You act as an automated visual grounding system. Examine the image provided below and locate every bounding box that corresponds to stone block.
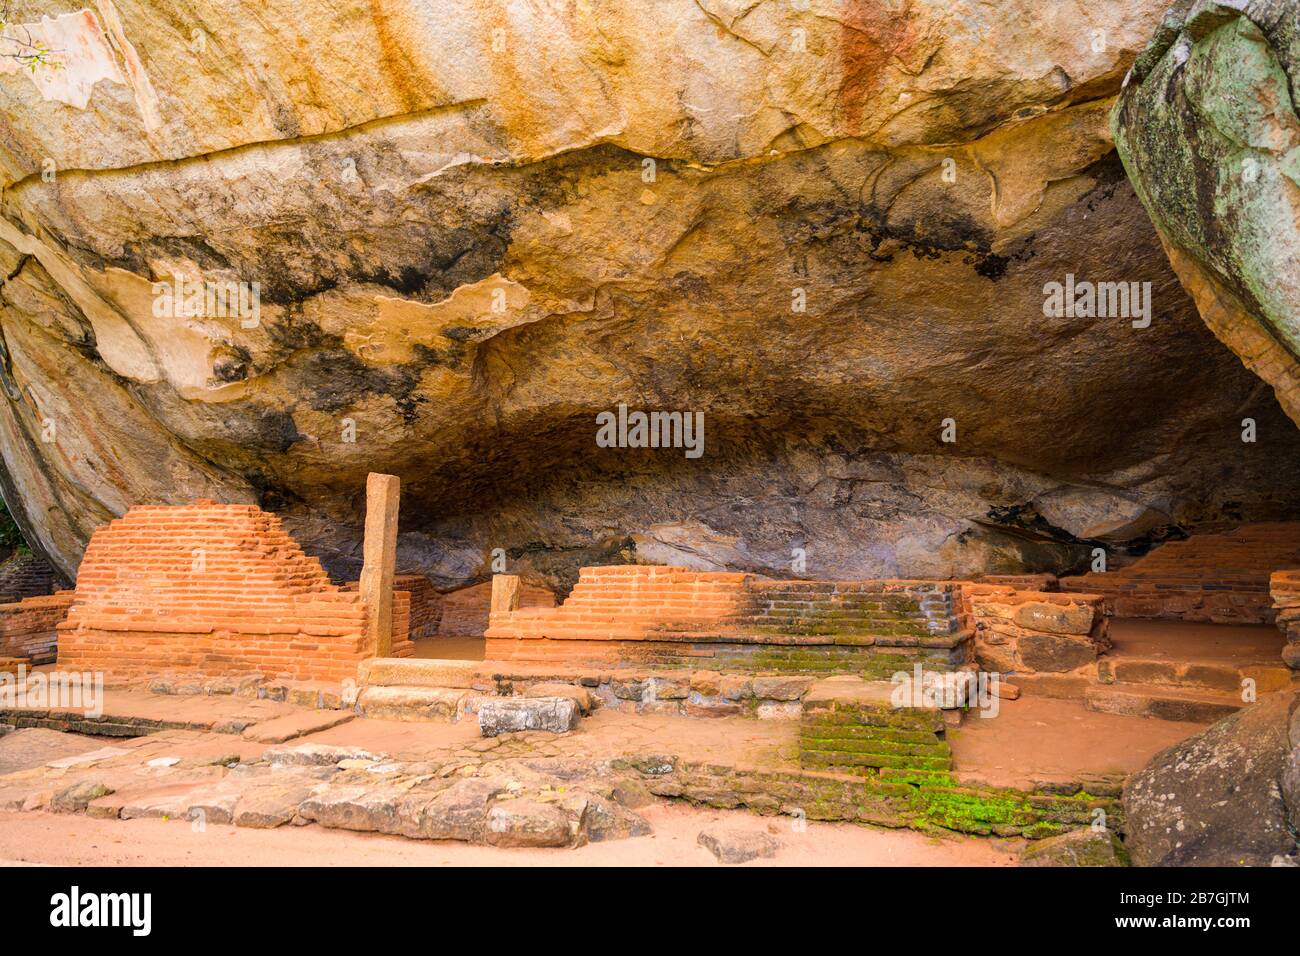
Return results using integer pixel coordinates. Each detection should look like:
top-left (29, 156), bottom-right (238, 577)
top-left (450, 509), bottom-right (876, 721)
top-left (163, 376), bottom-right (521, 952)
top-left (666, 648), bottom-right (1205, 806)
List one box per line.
top-left (356, 686), bottom-right (465, 722)
top-left (478, 697), bottom-right (580, 736)
top-left (485, 799), bottom-right (574, 847)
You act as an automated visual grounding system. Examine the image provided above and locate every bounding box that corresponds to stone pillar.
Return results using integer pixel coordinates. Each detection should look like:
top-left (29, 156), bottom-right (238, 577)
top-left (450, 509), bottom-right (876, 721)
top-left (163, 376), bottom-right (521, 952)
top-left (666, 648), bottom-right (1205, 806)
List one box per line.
top-left (360, 473), bottom-right (400, 657)
top-left (491, 574), bottom-right (521, 618)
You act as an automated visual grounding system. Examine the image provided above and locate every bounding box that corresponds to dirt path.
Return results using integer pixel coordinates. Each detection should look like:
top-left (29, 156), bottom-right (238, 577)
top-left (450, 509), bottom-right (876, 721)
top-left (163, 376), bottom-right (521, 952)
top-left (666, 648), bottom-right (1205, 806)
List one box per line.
top-left (0, 804), bottom-right (1017, 867)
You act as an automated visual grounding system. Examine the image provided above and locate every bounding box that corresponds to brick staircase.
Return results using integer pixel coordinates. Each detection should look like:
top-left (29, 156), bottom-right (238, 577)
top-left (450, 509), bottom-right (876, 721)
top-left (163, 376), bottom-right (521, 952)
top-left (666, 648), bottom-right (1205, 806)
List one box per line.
top-left (1014, 620), bottom-right (1296, 722)
top-left (1060, 522), bottom-right (1300, 624)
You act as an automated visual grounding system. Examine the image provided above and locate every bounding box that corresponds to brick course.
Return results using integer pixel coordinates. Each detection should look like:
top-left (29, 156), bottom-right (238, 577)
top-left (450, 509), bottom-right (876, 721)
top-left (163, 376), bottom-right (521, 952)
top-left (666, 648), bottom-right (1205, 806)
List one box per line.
top-left (964, 584), bottom-right (1108, 675)
top-left (438, 580), bottom-right (555, 637)
top-left (0, 591), bottom-right (74, 665)
top-left (0, 553), bottom-right (61, 603)
top-left (1060, 522), bottom-right (1300, 623)
top-left (56, 501), bottom-right (387, 681)
top-left (485, 565), bottom-right (970, 672)
top-left (1270, 569), bottom-right (1300, 669)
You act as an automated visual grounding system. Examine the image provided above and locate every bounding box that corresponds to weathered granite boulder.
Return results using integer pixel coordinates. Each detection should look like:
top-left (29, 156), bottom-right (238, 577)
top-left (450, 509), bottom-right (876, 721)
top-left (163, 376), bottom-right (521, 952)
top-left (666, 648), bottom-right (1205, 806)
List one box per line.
top-left (484, 799), bottom-right (576, 848)
top-left (2, 1), bottom-right (1300, 591)
top-left (1123, 689), bottom-right (1300, 866)
top-left (49, 779), bottom-right (113, 814)
top-left (697, 825), bottom-right (782, 864)
top-left (1020, 828), bottom-right (1129, 867)
top-left (1114, 0), bottom-right (1300, 426)
top-left (584, 794), bottom-right (652, 843)
top-left (478, 697), bottom-right (580, 737)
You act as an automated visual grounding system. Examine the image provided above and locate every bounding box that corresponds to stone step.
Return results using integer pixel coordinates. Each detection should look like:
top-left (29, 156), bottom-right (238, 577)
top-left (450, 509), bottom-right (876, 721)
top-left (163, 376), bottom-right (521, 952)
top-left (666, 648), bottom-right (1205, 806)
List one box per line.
top-left (1097, 656), bottom-right (1293, 695)
top-left (357, 657), bottom-right (482, 689)
top-left (1083, 683), bottom-right (1243, 723)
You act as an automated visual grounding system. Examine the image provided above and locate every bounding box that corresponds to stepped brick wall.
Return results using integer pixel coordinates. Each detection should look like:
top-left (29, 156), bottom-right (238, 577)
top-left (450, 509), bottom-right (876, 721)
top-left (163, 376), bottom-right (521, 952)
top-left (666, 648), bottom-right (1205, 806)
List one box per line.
top-left (1060, 522), bottom-right (1300, 623)
top-left (484, 565), bottom-right (970, 675)
top-left (1270, 570), bottom-right (1300, 669)
top-left (56, 502), bottom-right (388, 681)
top-left (0, 591), bottom-right (75, 665)
top-left (0, 553), bottom-right (61, 603)
top-left (438, 580), bottom-right (555, 637)
top-left (964, 584), bottom-right (1108, 675)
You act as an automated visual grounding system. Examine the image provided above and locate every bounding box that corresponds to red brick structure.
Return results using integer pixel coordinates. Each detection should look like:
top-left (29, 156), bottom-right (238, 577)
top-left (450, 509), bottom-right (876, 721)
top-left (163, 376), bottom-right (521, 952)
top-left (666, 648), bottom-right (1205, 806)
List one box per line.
top-left (484, 565), bottom-right (969, 675)
top-left (439, 580), bottom-right (555, 637)
top-left (56, 501), bottom-right (404, 681)
top-left (398, 574), bottom-right (442, 639)
top-left (0, 553), bottom-right (62, 603)
top-left (1270, 569), bottom-right (1300, 669)
top-left (0, 591), bottom-right (75, 665)
top-left (1060, 522), bottom-right (1300, 623)
top-left (963, 584), bottom-right (1108, 674)
top-left (344, 573), bottom-right (437, 644)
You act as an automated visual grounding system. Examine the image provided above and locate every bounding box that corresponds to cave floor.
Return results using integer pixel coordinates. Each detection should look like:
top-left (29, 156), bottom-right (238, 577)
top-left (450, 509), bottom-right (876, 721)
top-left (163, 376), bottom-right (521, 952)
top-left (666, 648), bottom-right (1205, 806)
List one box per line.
top-left (1104, 618), bottom-right (1284, 664)
top-left (945, 696), bottom-right (1203, 790)
top-left (2, 682), bottom-right (1205, 788)
top-left (0, 681), bottom-right (1212, 864)
top-left (411, 637), bottom-right (485, 660)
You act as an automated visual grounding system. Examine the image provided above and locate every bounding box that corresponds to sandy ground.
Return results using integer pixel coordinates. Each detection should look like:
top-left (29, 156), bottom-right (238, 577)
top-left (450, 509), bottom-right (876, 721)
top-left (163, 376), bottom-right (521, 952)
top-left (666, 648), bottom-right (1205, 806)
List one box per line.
top-left (1106, 619), bottom-right (1284, 663)
top-left (948, 696), bottom-right (1203, 789)
top-left (0, 803), bottom-right (1017, 867)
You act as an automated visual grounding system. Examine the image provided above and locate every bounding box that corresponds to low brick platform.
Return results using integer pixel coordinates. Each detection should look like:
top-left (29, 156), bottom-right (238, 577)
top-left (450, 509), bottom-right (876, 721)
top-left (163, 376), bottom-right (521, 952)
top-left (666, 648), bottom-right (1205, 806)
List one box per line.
top-left (1061, 522), bottom-right (1300, 623)
top-left (56, 502), bottom-right (383, 682)
top-left (485, 566), bottom-right (970, 675)
top-left (0, 591), bottom-right (74, 665)
top-left (965, 585), bottom-right (1108, 674)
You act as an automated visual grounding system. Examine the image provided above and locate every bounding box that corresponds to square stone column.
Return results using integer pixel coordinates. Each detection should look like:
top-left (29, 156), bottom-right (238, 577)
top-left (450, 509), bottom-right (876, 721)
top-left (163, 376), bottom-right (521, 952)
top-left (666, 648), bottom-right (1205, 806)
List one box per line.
top-left (359, 473), bottom-right (400, 657)
top-left (491, 574), bottom-right (522, 617)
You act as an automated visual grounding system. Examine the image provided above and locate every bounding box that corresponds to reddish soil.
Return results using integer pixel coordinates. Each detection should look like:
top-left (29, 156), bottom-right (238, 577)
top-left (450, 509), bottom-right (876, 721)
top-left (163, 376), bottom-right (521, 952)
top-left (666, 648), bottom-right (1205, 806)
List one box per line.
top-left (948, 695), bottom-right (1204, 789)
top-left (1106, 619), bottom-right (1284, 664)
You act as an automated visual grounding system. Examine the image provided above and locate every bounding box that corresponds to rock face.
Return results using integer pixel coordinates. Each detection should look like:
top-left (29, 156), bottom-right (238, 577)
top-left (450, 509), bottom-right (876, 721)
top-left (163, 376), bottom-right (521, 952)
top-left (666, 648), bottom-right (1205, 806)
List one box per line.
top-left (1122, 690), bottom-right (1300, 866)
top-left (1114, 0), bottom-right (1300, 425)
top-left (3, 1), bottom-right (1300, 591)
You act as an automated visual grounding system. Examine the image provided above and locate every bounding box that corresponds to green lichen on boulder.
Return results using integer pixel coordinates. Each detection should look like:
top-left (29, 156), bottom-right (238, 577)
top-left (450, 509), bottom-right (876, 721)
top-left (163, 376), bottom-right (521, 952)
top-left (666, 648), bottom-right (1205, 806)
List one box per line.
top-left (1020, 828), bottom-right (1131, 867)
top-left (1113, 0), bottom-right (1300, 423)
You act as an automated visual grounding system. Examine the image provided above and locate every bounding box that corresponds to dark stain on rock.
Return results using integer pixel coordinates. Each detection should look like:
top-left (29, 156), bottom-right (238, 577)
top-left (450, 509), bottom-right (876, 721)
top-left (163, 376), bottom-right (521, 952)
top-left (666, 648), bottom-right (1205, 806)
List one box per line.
top-left (775, 195), bottom-right (1008, 279)
top-left (212, 344), bottom-right (252, 383)
top-left (295, 348), bottom-right (428, 423)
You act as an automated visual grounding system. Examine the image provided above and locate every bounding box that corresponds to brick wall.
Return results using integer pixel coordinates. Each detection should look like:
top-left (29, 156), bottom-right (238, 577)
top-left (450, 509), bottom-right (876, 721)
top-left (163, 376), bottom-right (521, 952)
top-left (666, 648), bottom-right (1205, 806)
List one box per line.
top-left (1060, 522), bottom-right (1300, 623)
top-left (1270, 569), bottom-right (1300, 669)
top-left (398, 574), bottom-right (442, 639)
top-left (484, 565), bottom-right (970, 673)
top-left (0, 591), bottom-right (75, 665)
top-left (342, 575), bottom-right (432, 650)
top-left (973, 573), bottom-right (1059, 592)
top-left (56, 501), bottom-right (379, 682)
top-left (0, 553), bottom-right (61, 603)
top-left (438, 580), bottom-right (555, 637)
top-left (965, 584), bottom-right (1108, 674)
